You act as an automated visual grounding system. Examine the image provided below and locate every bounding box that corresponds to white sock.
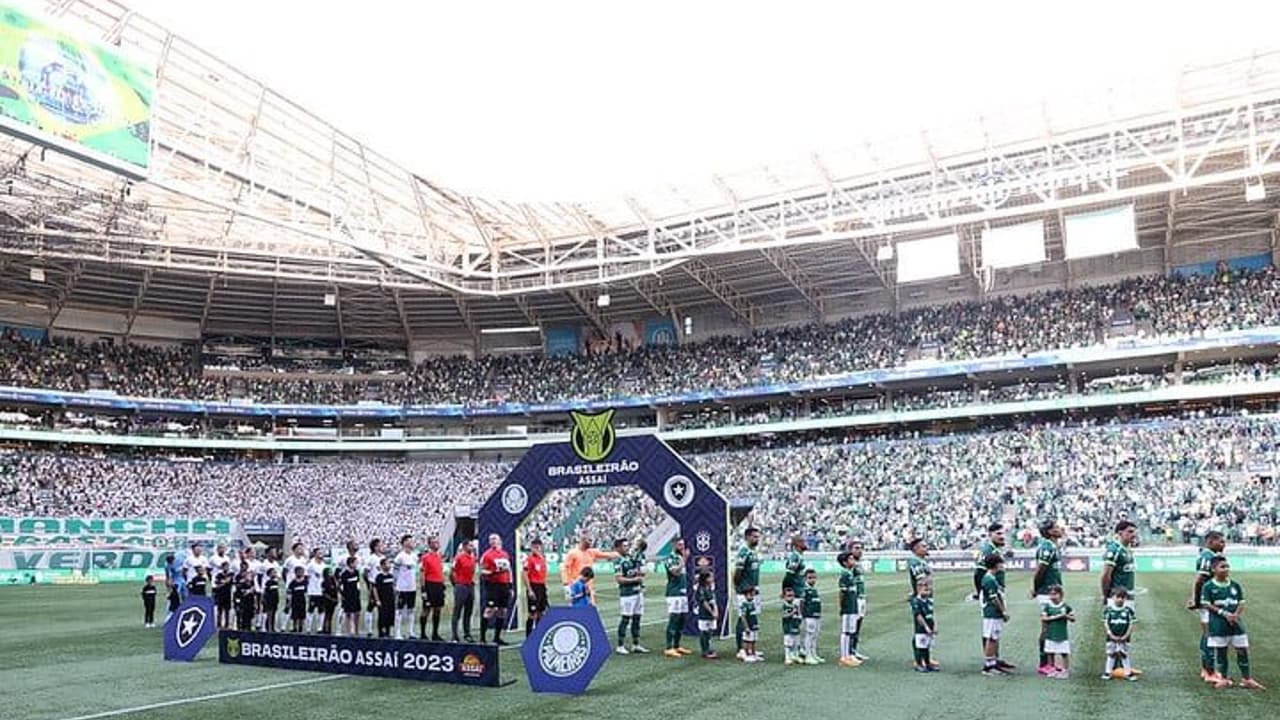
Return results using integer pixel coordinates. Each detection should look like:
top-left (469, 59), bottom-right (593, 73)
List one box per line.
top-left (1121, 655), bottom-right (1131, 670)
top-left (839, 633), bottom-right (850, 658)
top-left (1105, 656), bottom-right (1115, 673)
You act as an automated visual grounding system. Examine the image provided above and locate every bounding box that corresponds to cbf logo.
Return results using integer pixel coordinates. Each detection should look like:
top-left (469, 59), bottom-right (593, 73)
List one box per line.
top-left (663, 474), bottom-right (695, 508)
top-left (225, 637), bottom-right (241, 658)
top-left (570, 410), bottom-right (616, 462)
top-left (695, 530), bottom-right (712, 553)
top-left (539, 621), bottom-right (592, 678)
top-left (176, 605), bottom-right (208, 648)
top-left (501, 484), bottom-right (529, 515)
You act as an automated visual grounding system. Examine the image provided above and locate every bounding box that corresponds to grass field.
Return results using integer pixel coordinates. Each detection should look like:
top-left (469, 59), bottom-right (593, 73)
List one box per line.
top-left (5, 571), bottom-right (1280, 720)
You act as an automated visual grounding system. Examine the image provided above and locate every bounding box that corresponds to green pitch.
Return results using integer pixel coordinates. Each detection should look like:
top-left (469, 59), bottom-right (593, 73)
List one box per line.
top-left (5, 572), bottom-right (1279, 720)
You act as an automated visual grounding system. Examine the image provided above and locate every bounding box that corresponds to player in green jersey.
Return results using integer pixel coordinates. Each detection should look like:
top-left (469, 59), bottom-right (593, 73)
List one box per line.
top-left (911, 579), bottom-right (938, 673)
top-left (1031, 520), bottom-right (1064, 675)
top-left (783, 535), bottom-right (808, 597)
top-left (1039, 585), bottom-right (1075, 679)
top-left (1201, 557), bottom-right (1265, 690)
top-left (613, 538), bottom-right (648, 654)
top-left (980, 555), bottom-right (1012, 676)
top-left (1101, 520), bottom-right (1137, 605)
top-left (662, 538), bottom-right (693, 658)
top-left (1102, 588), bottom-right (1137, 681)
top-left (695, 570), bottom-right (719, 659)
top-left (972, 523), bottom-right (1009, 599)
top-left (738, 586), bottom-right (762, 663)
top-left (801, 568), bottom-right (824, 665)
top-left (734, 527), bottom-right (763, 660)
top-left (906, 538), bottom-right (932, 599)
top-left (781, 585), bottom-right (803, 665)
top-left (837, 550), bottom-right (864, 668)
top-left (1187, 530), bottom-right (1226, 682)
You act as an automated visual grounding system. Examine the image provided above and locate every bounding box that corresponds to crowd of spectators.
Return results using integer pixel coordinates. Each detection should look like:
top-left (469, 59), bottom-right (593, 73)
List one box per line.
top-left (3, 267), bottom-right (1280, 406)
top-left (5, 415), bottom-right (1279, 553)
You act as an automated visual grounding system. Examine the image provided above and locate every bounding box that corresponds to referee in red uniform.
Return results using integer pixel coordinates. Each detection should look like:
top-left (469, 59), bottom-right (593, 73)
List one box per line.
top-left (480, 534), bottom-right (513, 645)
top-left (418, 535), bottom-right (447, 641)
top-left (450, 540), bottom-right (477, 643)
top-left (523, 538), bottom-right (550, 636)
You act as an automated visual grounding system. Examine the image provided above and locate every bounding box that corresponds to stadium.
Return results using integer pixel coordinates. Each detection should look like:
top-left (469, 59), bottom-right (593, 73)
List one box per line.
top-left (3, 0), bottom-right (1280, 718)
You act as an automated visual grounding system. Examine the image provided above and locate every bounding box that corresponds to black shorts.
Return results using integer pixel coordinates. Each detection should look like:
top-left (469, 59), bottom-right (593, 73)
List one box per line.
top-left (291, 602), bottom-right (307, 621)
top-left (308, 595), bottom-right (323, 613)
top-left (485, 582), bottom-right (510, 609)
top-left (527, 583), bottom-right (549, 613)
top-left (397, 591), bottom-right (417, 610)
top-left (342, 595), bottom-right (362, 613)
top-left (423, 582), bottom-right (446, 609)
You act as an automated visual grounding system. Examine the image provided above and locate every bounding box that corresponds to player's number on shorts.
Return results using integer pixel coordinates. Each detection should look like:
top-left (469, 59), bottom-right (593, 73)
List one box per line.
top-left (402, 652), bottom-right (455, 673)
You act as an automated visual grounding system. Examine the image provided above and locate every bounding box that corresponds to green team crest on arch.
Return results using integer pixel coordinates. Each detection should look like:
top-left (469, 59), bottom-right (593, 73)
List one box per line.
top-left (570, 410), bottom-right (615, 462)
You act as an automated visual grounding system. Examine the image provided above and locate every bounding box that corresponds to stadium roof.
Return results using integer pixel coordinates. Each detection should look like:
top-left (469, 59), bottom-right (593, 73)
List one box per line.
top-left (1, 0), bottom-right (1280, 344)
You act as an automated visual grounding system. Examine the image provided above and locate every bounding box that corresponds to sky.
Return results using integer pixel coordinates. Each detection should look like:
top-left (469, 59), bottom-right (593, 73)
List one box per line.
top-left (122, 0), bottom-right (1278, 202)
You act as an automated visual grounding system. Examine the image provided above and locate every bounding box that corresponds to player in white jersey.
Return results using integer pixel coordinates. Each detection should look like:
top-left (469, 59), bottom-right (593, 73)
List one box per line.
top-left (282, 543), bottom-right (308, 629)
top-left (181, 543), bottom-right (209, 584)
top-left (257, 548), bottom-right (281, 630)
top-left (305, 549), bottom-right (326, 633)
top-left (393, 534), bottom-right (419, 639)
top-left (363, 538), bottom-right (386, 636)
top-left (208, 544), bottom-right (231, 578)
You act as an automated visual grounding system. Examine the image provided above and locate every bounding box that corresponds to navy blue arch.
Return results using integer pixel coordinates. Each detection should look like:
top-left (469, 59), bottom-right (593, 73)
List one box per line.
top-left (477, 434), bottom-right (730, 636)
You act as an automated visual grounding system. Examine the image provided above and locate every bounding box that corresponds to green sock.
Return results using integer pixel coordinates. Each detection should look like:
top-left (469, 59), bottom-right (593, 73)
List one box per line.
top-left (630, 614), bottom-right (641, 644)
top-left (700, 631), bottom-right (711, 654)
top-left (1239, 649), bottom-right (1251, 679)
top-left (735, 617), bottom-right (744, 651)
top-left (618, 617), bottom-right (629, 647)
top-left (850, 631), bottom-right (859, 653)
top-left (667, 615), bottom-right (682, 649)
top-left (1217, 647), bottom-right (1229, 676)
top-left (1200, 635), bottom-right (1213, 672)
top-left (913, 647), bottom-right (923, 665)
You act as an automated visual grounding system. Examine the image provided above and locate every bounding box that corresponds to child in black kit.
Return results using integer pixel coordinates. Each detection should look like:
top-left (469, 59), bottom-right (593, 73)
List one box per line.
top-left (141, 575), bottom-right (158, 628)
top-left (261, 569), bottom-right (281, 633)
top-left (320, 567), bottom-right (339, 635)
top-left (166, 581), bottom-right (181, 623)
top-left (288, 566), bottom-right (309, 633)
top-left (235, 571), bottom-right (256, 631)
top-left (213, 572), bottom-right (233, 629)
top-left (375, 557), bottom-right (396, 638)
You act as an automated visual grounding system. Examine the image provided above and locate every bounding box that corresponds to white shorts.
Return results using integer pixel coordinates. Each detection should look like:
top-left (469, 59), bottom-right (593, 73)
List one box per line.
top-left (1105, 641), bottom-right (1130, 655)
top-left (666, 596), bottom-right (689, 615)
top-left (620, 593), bottom-right (644, 617)
top-left (1044, 640), bottom-right (1070, 655)
top-left (697, 619), bottom-right (716, 632)
top-left (982, 618), bottom-right (1004, 640)
top-left (804, 617), bottom-right (821, 635)
top-left (1199, 609), bottom-right (1210, 625)
top-left (742, 629), bottom-right (758, 642)
top-left (840, 613), bottom-right (860, 633)
top-left (914, 633), bottom-right (934, 650)
top-left (858, 598), bottom-right (868, 617)
top-left (784, 633), bottom-right (798, 648)
top-left (1207, 634), bottom-right (1249, 649)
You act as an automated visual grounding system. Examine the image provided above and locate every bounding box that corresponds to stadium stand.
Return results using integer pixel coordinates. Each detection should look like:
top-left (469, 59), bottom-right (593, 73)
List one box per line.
top-left (4, 415), bottom-right (1277, 552)
top-left (3, 267), bottom-right (1280, 406)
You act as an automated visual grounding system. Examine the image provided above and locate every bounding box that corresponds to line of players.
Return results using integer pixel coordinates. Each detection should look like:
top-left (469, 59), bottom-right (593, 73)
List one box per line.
top-left (571, 520), bottom-right (1263, 690)
top-left (148, 533), bottom-right (519, 644)
top-left (141, 519), bottom-right (1264, 688)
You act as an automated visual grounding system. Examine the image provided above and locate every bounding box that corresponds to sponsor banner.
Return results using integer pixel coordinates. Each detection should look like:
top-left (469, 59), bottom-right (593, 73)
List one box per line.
top-left (219, 631), bottom-right (499, 686)
top-left (521, 607), bottom-right (611, 695)
top-left (544, 327), bottom-right (581, 358)
top-left (164, 596), bottom-right (217, 662)
top-left (0, 516), bottom-right (239, 547)
top-left (0, 547), bottom-right (174, 573)
top-left (645, 318), bottom-right (679, 347)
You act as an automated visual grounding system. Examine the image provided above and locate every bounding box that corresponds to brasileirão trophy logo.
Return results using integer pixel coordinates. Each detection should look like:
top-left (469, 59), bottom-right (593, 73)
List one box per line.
top-left (570, 410), bottom-right (616, 462)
